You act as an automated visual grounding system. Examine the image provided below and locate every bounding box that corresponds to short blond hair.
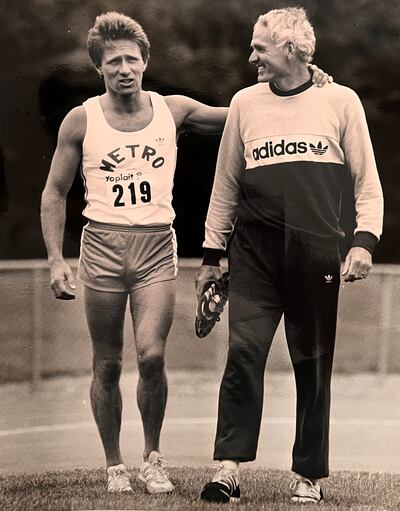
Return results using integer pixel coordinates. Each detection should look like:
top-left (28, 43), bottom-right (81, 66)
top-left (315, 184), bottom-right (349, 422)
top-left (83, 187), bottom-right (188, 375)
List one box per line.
top-left (87, 11), bottom-right (150, 67)
top-left (256, 7), bottom-right (315, 63)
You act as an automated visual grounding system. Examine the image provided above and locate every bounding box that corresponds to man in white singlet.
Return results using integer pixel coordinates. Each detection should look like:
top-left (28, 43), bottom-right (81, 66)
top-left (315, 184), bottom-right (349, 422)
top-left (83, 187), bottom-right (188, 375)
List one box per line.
top-left (41, 11), bottom-right (329, 495)
top-left (41, 11), bottom-right (229, 495)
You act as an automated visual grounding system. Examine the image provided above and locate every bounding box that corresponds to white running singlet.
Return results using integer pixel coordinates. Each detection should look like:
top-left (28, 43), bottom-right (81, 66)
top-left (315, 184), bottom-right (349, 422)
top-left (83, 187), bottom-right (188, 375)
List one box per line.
top-left (81, 92), bottom-right (177, 225)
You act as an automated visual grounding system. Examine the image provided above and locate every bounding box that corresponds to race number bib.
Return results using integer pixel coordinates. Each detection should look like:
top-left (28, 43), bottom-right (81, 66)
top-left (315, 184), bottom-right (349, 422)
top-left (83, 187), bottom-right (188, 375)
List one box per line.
top-left (105, 171), bottom-right (153, 209)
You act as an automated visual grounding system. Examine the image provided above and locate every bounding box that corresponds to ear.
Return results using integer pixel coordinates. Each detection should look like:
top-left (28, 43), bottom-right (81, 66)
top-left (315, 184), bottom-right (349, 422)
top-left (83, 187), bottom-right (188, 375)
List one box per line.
top-left (285, 41), bottom-right (295, 59)
top-left (95, 66), bottom-right (103, 78)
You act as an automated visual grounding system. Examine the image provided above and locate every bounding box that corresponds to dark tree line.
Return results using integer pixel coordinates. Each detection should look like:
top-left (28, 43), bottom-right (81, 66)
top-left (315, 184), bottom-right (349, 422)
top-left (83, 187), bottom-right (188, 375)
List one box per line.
top-left (0, 0), bottom-right (398, 260)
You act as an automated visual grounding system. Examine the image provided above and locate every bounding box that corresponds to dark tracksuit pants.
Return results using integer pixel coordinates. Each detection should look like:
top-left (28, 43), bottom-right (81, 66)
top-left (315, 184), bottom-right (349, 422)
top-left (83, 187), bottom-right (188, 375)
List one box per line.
top-left (213, 221), bottom-right (341, 479)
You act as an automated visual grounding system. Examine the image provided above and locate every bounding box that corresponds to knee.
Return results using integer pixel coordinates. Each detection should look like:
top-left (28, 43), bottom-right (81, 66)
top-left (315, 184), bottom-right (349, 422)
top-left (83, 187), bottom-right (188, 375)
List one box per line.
top-left (228, 342), bottom-right (257, 363)
top-left (137, 351), bottom-right (165, 380)
top-left (92, 357), bottom-right (122, 387)
top-left (225, 343), bottom-right (267, 378)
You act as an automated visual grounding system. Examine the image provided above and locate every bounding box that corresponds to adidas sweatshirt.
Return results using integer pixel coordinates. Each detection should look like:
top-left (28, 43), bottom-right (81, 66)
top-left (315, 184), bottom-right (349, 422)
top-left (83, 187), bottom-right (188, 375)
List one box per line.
top-left (203, 79), bottom-right (383, 263)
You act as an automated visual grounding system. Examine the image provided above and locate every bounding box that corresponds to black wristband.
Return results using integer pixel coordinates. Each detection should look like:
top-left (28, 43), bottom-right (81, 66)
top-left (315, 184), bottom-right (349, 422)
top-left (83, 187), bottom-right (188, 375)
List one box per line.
top-left (202, 248), bottom-right (224, 266)
top-left (352, 231), bottom-right (378, 255)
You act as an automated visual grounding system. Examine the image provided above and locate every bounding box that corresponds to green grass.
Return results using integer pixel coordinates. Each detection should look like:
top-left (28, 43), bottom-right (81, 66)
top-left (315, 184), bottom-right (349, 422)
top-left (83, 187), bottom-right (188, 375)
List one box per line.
top-left (1, 467), bottom-right (399, 511)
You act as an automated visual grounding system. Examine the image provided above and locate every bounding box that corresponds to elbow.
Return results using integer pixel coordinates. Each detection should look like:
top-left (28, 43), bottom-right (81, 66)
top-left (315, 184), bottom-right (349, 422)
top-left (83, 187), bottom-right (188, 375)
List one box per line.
top-left (40, 187), bottom-right (52, 212)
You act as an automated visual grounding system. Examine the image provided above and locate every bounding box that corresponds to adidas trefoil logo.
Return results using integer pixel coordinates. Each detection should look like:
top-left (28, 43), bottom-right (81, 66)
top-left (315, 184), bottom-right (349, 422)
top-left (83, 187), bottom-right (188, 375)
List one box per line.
top-left (325, 274), bottom-right (333, 284)
top-left (310, 141), bottom-right (328, 155)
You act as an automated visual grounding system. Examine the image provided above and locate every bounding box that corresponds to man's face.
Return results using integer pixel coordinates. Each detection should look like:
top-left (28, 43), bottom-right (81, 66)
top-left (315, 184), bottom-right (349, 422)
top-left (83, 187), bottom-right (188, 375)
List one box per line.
top-left (97, 39), bottom-right (147, 96)
top-left (249, 24), bottom-right (290, 83)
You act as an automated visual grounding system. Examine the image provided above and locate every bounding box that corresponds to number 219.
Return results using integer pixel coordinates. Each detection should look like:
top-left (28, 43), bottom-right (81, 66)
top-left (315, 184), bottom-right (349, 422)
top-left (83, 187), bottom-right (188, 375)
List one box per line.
top-left (112, 181), bottom-right (151, 207)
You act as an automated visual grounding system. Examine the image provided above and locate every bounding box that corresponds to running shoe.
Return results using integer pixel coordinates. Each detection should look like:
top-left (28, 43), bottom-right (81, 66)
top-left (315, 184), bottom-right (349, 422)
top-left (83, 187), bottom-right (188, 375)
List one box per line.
top-left (195, 272), bottom-right (229, 338)
top-left (290, 477), bottom-right (324, 504)
top-left (138, 451), bottom-right (174, 494)
top-left (107, 463), bottom-right (133, 493)
top-left (200, 463), bottom-right (240, 503)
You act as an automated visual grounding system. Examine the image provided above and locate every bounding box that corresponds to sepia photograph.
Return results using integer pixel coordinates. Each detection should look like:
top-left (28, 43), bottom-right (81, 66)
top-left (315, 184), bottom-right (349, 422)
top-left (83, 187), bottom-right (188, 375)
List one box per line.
top-left (0, 0), bottom-right (399, 509)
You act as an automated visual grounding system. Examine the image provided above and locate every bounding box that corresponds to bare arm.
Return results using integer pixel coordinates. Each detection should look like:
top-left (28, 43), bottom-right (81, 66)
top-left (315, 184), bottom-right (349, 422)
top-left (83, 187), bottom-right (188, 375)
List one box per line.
top-left (165, 63), bottom-right (332, 136)
top-left (40, 106), bottom-right (85, 298)
top-left (165, 95), bottom-right (228, 135)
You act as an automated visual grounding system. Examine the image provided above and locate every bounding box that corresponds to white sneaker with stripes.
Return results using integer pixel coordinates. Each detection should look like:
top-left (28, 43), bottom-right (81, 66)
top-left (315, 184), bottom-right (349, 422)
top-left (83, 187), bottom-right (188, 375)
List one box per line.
top-left (290, 477), bottom-right (324, 504)
top-left (138, 451), bottom-right (174, 494)
top-left (107, 463), bottom-right (133, 493)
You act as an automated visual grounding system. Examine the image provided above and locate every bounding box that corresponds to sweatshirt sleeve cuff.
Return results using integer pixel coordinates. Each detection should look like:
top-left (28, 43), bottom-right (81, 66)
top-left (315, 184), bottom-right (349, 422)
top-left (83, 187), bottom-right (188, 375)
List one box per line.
top-left (202, 248), bottom-right (225, 266)
top-left (352, 231), bottom-right (379, 254)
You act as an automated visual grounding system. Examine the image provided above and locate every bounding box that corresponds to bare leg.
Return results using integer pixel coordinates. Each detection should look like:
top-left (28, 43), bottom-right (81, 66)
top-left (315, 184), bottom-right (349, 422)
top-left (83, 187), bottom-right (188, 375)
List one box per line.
top-left (84, 286), bottom-right (128, 467)
top-left (129, 280), bottom-right (176, 460)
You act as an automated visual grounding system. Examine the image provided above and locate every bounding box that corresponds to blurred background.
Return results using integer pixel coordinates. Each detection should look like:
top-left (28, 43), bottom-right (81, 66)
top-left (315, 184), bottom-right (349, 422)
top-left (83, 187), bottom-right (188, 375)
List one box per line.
top-left (0, 0), bottom-right (399, 384)
top-left (0, 0), bottom-right (399, 260)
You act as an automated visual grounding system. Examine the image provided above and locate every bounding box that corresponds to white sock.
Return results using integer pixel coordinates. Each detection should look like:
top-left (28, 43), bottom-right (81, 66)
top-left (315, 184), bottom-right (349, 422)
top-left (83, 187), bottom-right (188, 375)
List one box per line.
top-left (295, 473), bottom-right (320, 486)
top-left (221, 460), bottom-right (240, 476)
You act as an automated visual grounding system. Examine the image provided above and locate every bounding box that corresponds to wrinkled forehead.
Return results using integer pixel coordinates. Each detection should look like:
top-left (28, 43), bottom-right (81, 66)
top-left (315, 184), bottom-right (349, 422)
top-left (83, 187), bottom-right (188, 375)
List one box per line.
top-left (102, 39), bottom-right (143, 58)
top-left (251, 23), bottom-right (275, 47)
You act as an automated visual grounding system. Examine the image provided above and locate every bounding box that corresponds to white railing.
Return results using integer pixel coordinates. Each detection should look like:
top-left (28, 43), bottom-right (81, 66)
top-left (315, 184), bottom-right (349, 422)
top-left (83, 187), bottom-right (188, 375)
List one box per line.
top-left (0, 259), bottom-right (399, 389)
